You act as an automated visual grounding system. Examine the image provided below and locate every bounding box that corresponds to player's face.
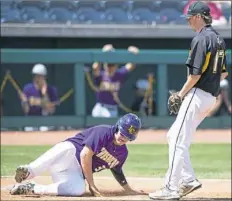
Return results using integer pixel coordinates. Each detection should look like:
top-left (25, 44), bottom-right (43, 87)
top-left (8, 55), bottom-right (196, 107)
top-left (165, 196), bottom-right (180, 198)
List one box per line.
top-left (104, 64), bottom-right (118, 74)
top-left (187, 15), bottom-right (197, 31)
top-left (34, 75), bottom-right (46, 87)
top-left (187, 15), bottom-right (204, 32)
top-left (114, 131), bottom-right (129, 145)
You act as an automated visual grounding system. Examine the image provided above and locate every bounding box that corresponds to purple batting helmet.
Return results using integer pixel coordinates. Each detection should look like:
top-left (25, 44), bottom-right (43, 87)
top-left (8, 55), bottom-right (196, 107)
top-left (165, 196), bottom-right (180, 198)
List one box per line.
top-left (116, 113), bottom-right (141, 141)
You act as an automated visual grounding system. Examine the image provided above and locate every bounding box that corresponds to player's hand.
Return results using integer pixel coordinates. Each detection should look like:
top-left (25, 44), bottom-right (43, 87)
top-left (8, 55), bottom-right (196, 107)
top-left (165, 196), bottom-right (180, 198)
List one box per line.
top-left (19, 92), bottom-right (27, 102)
top-left (41, 82), bottom-right (47, 96)
top-left (92, 62), bottom-right (101, 70)
top-left (102, 44), bottom-right (115, 52)
top-left (229, 106), bottom-right (232, 113)
top-left (128, 46), bottom-right (139, 54)
top-left (89, 185), bottom-right (105, 197)
top-left (44, 102), bottom-right (55, 110)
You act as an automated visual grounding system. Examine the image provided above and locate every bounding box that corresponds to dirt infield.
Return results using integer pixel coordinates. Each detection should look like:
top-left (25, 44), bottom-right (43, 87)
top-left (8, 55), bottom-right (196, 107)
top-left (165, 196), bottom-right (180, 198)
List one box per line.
top-left (1, 129), bottom-right (231, 200)
top-left (1, 177), bottom-right (231, 200)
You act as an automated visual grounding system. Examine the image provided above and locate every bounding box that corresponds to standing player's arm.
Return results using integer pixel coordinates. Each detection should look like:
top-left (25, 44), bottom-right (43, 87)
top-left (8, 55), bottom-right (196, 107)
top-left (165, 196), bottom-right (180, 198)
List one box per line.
top-left (125, 46), bottom-right (139, 72)
top-left (178, 75), bottom-right (201, 98)
top-left (125, 63), bottom-right (136, 71)
top-left (180, 37), bottom-right (207, 98)
top-left (92, 62), bottom-right (101, 77)
top-left (80, 146), bottom-right (102, 196)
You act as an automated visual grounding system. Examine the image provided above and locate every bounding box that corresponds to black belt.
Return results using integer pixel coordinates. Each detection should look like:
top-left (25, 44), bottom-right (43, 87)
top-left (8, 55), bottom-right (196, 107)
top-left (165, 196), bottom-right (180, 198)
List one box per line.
top-left (99, 103), bottom-right (118, 109)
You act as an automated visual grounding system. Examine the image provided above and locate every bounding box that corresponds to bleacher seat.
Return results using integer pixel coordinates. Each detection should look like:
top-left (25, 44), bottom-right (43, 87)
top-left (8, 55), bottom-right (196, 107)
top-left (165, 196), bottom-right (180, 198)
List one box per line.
top-left (131, 8), bottom-right (158, 24)
top-left (130, 1), bottom-right (160, 24)
top-left (101, 1), bottom-right (131, 24)
top-left (0, 0), bottom-right (230, 25)
top-left (1, 0), bottom-right (22, 23)
top-left (155, 0), bottom-right (185, 12)
top-left (132, 1), bottom-right (156, 11)
top-left (48, 1), bottom-right (77, 23)
top-left (102, 1), bottom-right (130, 11)
top-left (48, 8), bottom-right (75, 23)
top-left (18, 0), bottom-right (49, 23)
top-left (76, 1), bottom-right (101, 10)
top-left (73, 1), bottom-right (104, 24)
top-left (104, 8), bottom-right (129, 24)
top-left (159, 8), bottom-right (183, 24)
top-left (75, 8), bottom-right (103, 24)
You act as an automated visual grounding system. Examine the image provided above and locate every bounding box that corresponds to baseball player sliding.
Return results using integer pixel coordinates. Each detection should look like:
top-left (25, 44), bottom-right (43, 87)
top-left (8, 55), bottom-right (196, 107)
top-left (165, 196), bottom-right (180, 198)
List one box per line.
top-left (149, 1), bottom-right (228, 200)
top-left (10, 113), bottom-right (144, 197)
top-left (91, 44), bottom-right (139, 118)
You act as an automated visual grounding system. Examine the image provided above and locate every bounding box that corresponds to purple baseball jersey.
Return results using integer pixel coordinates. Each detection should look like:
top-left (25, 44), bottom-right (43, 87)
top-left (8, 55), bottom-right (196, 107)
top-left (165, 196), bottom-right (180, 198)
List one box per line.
top-left (66, 125), bottom-right (128, 173)
top-left (23, 83), bottom-right (59, 116)
top-left (94, 66), bottom-right (129, 105)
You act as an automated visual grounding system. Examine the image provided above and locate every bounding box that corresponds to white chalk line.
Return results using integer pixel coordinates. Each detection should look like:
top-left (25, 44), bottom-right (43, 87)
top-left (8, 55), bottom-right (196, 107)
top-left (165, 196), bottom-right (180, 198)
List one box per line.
top-left (1, 176), bottom-right (231, 191)
top-left (1, 184), bottom-right (14, 191)
top-left (1, 175), bottom-right (231, 182)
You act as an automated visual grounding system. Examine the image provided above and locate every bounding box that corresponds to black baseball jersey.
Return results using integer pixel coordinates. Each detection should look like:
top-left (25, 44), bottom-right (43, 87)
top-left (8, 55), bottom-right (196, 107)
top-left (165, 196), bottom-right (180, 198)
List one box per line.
top-left (186, 25), bottom-right (227, 97)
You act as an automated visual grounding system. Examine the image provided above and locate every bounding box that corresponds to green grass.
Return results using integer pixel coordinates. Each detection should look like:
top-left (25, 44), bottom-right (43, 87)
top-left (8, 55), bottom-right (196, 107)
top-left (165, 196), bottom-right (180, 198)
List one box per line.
top-left (1, 144), bottom-right (231, 179)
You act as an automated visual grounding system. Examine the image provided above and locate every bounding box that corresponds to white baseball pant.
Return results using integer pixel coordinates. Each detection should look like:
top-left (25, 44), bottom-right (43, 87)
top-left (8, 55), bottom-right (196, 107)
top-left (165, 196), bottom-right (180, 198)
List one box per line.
top-left (164, 87), bottom-right (216, 191)
top-left (25, 141), bottom-right (85, 196)
top-left (92, 103), bottom-right (118, 117)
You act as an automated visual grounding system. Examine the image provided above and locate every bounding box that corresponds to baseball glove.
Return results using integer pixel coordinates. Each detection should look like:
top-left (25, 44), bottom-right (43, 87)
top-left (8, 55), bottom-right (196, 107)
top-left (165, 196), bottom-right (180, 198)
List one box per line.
top-left (168, 91), bottom-right (182, 115)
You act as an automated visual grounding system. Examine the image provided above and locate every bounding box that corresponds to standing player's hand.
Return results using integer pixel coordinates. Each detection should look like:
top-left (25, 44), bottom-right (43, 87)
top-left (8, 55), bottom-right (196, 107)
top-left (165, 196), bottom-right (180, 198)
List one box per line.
top-left (128, 46), bottom-right (139, 54)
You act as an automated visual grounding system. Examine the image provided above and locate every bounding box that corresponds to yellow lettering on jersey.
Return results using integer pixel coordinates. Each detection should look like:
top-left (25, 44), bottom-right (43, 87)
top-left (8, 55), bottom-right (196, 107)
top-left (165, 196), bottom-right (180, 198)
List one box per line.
top-left (96, 147), bottom-right (119, 169)
top-left (99, 81), bottom-right (120, 91)
top-left (29, 97), bottom-right (43, 106)
top-left (202, 52), bottom-right (211, 73)
top-left (96, 148), bottom-right (107, 157)
top-left (110, 160), bottom-right (119, 168)
top-left (105, 155), bottom-right (114, 163)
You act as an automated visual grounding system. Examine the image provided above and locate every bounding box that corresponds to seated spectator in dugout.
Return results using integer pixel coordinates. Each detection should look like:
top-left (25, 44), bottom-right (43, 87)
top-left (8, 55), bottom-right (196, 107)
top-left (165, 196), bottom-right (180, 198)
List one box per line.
top-left (19, 64), bottom-right (59, 116)
top-left (131, 78), bottom-right (156, 116)
top-left (208, 79), bottom-right (232, 117)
